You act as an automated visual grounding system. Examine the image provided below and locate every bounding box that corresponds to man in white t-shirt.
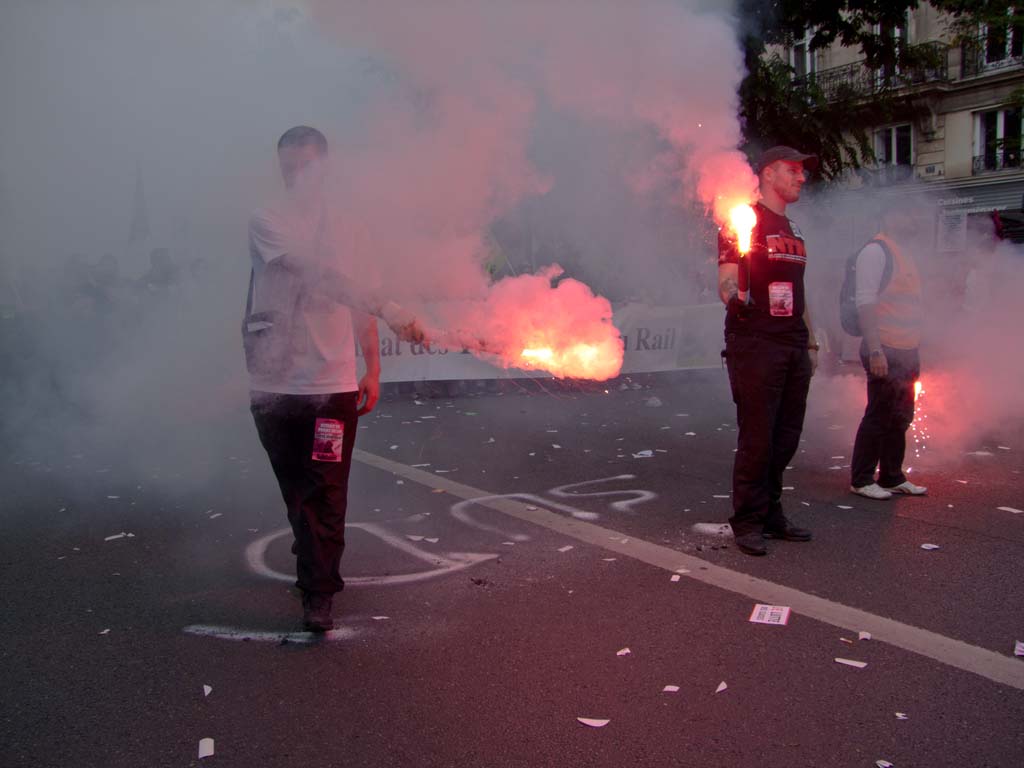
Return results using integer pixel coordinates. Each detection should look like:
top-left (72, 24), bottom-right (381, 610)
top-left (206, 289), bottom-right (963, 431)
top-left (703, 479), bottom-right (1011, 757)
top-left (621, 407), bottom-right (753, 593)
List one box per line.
top-left (246, 126), bottom-right (425, 631)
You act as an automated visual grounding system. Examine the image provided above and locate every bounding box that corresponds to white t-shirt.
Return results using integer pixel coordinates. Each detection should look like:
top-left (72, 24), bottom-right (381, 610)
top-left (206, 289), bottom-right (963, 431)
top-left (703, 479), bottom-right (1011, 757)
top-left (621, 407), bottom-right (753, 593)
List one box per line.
top-left (247, 201), bottom-right (358, 395)
top-left (854, 242), bottom-right (888, 307)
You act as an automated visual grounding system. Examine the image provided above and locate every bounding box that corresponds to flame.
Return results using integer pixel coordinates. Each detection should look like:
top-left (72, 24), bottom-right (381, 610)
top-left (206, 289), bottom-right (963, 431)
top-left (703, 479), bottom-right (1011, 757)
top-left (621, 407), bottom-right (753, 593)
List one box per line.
top-left (516, 338), bottom-right (620, 380)
top-left (728, 203), bottom-right (757, 254)
top-left (914, 380), bottom-right (923, 401)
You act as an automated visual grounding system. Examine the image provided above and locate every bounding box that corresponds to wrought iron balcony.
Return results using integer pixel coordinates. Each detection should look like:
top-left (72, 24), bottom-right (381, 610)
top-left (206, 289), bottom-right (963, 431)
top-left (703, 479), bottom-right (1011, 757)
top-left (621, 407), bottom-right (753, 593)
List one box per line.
top-left (793, 41), bottom-right (948, 102)
top-left (962, 31), bottom-right (1024, 78)
top-left (973, 150), bottom-right (1022, 175)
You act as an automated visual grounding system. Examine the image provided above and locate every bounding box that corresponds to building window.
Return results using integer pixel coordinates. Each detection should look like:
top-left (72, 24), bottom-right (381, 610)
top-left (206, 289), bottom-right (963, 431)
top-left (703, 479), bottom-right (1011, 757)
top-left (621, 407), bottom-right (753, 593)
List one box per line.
top-left (876, 125), bottom-right (913, 167)
top-left (973, 108), bottom-right (1023, 173)
top-left (874, 14), bottom-right (910, 81)
top-left (789, 28), bottom-right (816, 81)
top-left (984, 8), bottom-right (1024, 66)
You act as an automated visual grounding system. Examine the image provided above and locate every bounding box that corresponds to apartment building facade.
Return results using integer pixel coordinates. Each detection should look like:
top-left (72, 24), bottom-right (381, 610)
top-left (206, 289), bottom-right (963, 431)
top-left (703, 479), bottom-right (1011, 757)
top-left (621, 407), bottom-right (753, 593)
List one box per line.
top-left (782, 4), bottom-right (1024, 251)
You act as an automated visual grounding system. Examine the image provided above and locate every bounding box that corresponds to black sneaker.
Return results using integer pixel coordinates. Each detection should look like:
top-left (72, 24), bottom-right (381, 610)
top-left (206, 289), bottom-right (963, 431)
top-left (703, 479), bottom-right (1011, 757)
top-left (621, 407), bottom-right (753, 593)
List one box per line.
top-left (734, 532), bottom-right (768, 556)
top-left (302, 592), bottom-right (334, 632)
top-left (762, 521), bottom-right (812, 542)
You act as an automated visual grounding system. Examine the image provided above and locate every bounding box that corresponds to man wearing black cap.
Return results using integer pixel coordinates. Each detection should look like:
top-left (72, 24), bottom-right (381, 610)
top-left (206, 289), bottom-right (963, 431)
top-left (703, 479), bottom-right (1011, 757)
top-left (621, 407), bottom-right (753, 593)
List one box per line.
top-left (718, 146), bottom-right (819, 556)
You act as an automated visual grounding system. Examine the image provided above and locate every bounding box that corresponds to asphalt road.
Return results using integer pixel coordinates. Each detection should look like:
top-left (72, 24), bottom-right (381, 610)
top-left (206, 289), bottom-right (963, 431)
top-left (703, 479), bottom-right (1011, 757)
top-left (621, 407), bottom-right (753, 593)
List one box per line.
top-left (2, 369), bottom-right (1023, 768)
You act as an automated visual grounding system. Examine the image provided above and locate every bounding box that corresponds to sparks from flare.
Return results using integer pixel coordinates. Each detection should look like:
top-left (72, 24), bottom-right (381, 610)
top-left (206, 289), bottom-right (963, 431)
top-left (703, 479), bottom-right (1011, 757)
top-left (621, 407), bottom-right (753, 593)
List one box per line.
top-left (728, 203), bottom-right (757, 254)
top-left (909, 379), bottom-right (930, 463)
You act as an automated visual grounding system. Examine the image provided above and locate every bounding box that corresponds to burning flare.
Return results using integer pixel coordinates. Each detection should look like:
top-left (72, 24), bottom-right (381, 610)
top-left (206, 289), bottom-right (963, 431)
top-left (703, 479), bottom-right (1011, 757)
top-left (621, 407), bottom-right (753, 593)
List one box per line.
top-left (429, 266), bottom-right (624, 381)
top-left (728, 203), bottom-right (757, 254)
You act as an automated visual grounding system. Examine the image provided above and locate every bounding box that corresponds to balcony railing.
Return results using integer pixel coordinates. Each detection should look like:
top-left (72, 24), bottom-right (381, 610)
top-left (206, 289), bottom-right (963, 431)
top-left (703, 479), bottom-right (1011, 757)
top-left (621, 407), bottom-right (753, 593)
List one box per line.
top-left (962, 31), bottom-right (1024, 78)
top-left (794, 41), bottom-right (948, 102)
top-left (973, 151), bottom-right (1022, 175)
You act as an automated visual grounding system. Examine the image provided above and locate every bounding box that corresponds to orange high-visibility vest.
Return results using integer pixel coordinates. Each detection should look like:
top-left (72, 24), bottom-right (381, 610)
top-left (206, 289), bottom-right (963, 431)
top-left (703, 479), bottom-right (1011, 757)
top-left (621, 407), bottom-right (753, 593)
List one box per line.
top-left (874, 232), bottom-right (922, 350)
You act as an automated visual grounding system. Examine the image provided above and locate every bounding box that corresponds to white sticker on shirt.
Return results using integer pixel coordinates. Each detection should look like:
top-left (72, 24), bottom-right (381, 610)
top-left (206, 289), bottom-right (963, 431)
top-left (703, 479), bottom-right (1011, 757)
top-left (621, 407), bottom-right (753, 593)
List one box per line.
top-left (768, 282), bottom-right (794, 317)
top-left (312, 418), bottom-right (344, 462)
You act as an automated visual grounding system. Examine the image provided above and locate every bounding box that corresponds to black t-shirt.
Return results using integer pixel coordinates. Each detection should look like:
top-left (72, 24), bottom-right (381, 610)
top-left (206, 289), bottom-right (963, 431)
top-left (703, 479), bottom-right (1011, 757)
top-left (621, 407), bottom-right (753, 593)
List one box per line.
top-left (718, 202), bottom-right (809, 347)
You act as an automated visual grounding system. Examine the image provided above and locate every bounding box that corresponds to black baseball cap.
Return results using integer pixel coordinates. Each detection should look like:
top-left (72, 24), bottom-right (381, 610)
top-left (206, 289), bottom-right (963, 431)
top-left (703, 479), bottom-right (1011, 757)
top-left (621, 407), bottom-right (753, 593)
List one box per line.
top-left (755, 145), bottom-right (819, 174)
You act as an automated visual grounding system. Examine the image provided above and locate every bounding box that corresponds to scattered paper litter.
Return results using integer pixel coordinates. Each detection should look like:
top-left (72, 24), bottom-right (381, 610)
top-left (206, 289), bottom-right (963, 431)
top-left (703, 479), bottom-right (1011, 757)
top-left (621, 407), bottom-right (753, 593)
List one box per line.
top-left (208, 512), bottom-right (222, 520)
top-left (684, 431), bottom-right (696, 436)
top-left (670, 574), bottom-right (681, 582)
top-left (104, 532), bottom-right (127, 541)
top-left (405, 535), bottom-right (424, 542)
top-left (749, 604), bottom-right (791, 626)
top-left (965, 450), bottom-right (993, 457)
top-left (840, 637), bottom-right (854, 644)
top-left (859, 631), bottom-right (872, 641)
top-left (997, 506), bottom-right (1023, 515)
top-left (98, 628), bottom-right (110, 635)
top-left (920, 543), bottom-right (941, 550)
top-left (412, 463), bottom-right (431, 467)
top-left (198, 738), bottom-right (215, 759)
top-left (203, 685), bottom-right (212, 697)
top-left (782, 486), bottom-right (794, 491)
top-left (502, 541), bottom-right (516, 546)
top-left (551, 444), bottom-right (562, 449)
top-left (577, 718), bottom-right (610, 728)
top-left (557, 545), bottom-right (574, 553)
top-left (955, 479), bottom-right (968, 484)
top-left (875, 761), bottom-right (893, 768)
top-left (998, 446), bottom-right (1011, 450)
top-left (1014, 640), bottom-right (1024, 657)
top-left (616, 647), bottom-right (631, 657)
top-left (424, 537), bottom-right (439, 544)
top-left (895, 712), bottom-right (908, 720)
top-left (831, 455), bottom-right (845, 459)
top-left (389, 445), bottom-right (398, 450)
top-left (372, 616), bottom-right (390, 621)
top-left (828, 465), bottom-right (842, 470)
top-left (663, 685), bottom-right (680, 693)
top-left (834, 658), bottom-right (868, 669)
top-left (601, 557), bottom-right (616, 562)
top-left (526, 505), bottom-right (539, 511)
top-left (715, 681), bottom-right (728, 693)
top-left (837, 505), bottom-right (853, 510)
top-left (632, 450), bottom-right (654, 458)
top-left (712, 494), bottom-right (730, 499)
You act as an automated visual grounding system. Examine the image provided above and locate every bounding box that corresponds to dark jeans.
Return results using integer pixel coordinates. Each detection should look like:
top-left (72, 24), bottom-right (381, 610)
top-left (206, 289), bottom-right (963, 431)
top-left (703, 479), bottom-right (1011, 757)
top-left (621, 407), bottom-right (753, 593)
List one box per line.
top-left (850, 346), bottom-right (920, 489)
top-left (250, 391), bottom-right (359, 596)
top-left (725, 333), bottom-right (812, 537)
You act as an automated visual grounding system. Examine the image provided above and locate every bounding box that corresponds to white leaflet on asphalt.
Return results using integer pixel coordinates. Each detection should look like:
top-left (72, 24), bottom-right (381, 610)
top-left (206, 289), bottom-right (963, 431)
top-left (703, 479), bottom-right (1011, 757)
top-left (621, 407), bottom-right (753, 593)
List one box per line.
top-left (837, 505), bottom-right (853, 510)
top-left (558, 545), bottom-right (574, 553)
top-left (997, 446), bottom-right (1010, 450)
top-left (831, 456), bottom-right (845, 459)
top-left (712, 494), bottom-right (730, 499)
top-left (955, 479), bottom-right (968, 484)
top-left (675, 568), bottom-right (691, 574)
top-left (98, 629), bottom-right (110, 635)
top-left (405, 535), bottom-right (424, 542)
top-left (601, 557), bottom-right (616, 562)
top-left (424, 538), bottom-right (439, 544)
top-left (203, 685), bottom-right (212, 697)
top-left (840, 638), bottom-right (854, 644)
top-left (920, 543), bottom-right (941, 550)
top-left (685, 431), bottom-right (696, 436)
top-left (749, 604), bottom-right (791, 626)
top-left (526, 506), bottom-right (539, 511)
top-left (715, 681), bottom-right (728, 693)
top-left (1015, 640), bottom-right (1024, 657)
top-left (663, 685), bottom-right (680, 693)
top-left (691, 523), bottom-right (731, 536)
top-left (835, 658), bottom-right (868, 669)
top-left (198, 738), bottom-right (215, 759)
top-left (875, 761), bottom-right (893, 768)
top-left (782, 486), bottom-right (794, 490)
top-left (801, 501), bottom-right (811, 506)
top-left (632, 450), bottom-right (653, 458)
top-left (828, 465), bottom-right (842, 470)
top-left (208, 513), bottom-right (222, 519)
top-left (502, 542), bottom-right (516, 546)
top-left (670, 574), bottom-right (681, 582)
top-left (998, 506), bottom-right (1024, 514)
top-left (372, 616), bottom-right (390, 621)
top-left (552, 444), bottom-right (562, 449)
top-left (577, 718), bottom-right (610, 728)
top-left (895, 712), bottom-right (908, 720)
top-left (859, 631), bottom-right (872, 641)
top-left (389, 445), bottom-right (398, 450)
top-left (411, 463), bottom-right (431, 467)
top-left (616, 647), bottom-right (631, 656)
top-left (104, 532), bottom-right (126, 541)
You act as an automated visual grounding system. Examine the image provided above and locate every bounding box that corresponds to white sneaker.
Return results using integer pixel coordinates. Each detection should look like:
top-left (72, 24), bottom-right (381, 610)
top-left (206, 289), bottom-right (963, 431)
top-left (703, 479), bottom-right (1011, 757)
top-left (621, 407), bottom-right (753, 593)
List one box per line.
top-left (850, 483), bottom-right (893, 500)
top-left (883, 480), bottom-right (928, 496)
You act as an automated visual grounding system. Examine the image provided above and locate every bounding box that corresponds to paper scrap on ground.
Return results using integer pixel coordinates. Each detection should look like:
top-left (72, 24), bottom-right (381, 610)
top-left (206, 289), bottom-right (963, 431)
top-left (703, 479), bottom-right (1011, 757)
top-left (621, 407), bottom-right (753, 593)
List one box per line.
top-left (875, 761), bottom-right (893, 768)
top-left (715, 681), bottom-right (728, 693)
top-left (692, 522), bottom-right (731, 536)
top-left (198, 738), bottom-right (215, 759)
top-left (920, 543), bottom-right (940, 550)
top-left (1014, 640), bottom-right (1024, 657)
top-left (551, 444), bottom-right (562, 449)
top-left (663, 685), bottom-right (680, 693)
top-left (616, 647), bottom-right (631, 657)
top-left (749, 604), bottom-right (791, 626)
top-left (837, 505), bottom-right (853, 510)
top-left (98, 628), bottom-right (110, 635)
top-left (895, 712), bottom-right (908, 720)
top-left (835, 658), bottom-right (868, 669)
top-left (208, 513), bottom-right (222, 520)
top-left (405, 535), bottom-right (424, 542)
top-left (558, 545), bottom-right (574, 553)
top-left (859, 631), bottom-right (872, 641)
top-left (104, 532), bottom-right (127, 541)
top-left (203, 685), bottom-right (212, 697)
top-left (577, 718), bottom-right (610, 728)
top-left (632, 450), bottom-right (653, 458)
top-left (966, 450), bottom-right (993, 457)
top-left (998, 506), bottom-right (1023, 514)
top-left (601, 557), bottom-right (616, 562)
top-left (372, 616), bottom-right (390, 621)
top-left (670, 574), bottom-right (681, 582)
top-left (424, 538), bottom-right (439, 544)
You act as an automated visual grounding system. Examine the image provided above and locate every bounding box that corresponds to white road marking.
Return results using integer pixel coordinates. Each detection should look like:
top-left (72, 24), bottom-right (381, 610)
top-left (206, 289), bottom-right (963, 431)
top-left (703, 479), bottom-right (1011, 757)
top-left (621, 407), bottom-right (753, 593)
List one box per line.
top-left (244, 522), bottom-right (497, 587)
top-left (182, 624), bottom-right (357, 643)
top-left (548, 475), bottom-right (658, 513)
top-left (354, 448), bottom-right (1024, 691)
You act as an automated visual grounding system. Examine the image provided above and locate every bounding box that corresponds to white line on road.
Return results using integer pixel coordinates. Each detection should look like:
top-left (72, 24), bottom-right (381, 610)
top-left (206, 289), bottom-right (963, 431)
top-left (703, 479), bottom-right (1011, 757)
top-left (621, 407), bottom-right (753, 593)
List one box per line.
top-left (354, 448), bottom-right (1024, 691)
top-left (182, 624), bottom-right (357, 643)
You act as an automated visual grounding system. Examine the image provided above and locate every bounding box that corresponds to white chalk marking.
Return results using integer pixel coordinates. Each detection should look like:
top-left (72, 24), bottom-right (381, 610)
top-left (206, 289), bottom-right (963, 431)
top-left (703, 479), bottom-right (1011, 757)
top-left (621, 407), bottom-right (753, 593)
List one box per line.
top-left (354, 448), bottom-right (1024, 691)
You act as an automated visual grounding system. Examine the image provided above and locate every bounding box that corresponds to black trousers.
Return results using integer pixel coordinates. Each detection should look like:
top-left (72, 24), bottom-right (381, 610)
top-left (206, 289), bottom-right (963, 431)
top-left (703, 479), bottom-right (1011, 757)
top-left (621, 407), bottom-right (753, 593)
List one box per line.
top-left (850, 346), bottom-right (920, 489)
top-left (250, 391), bottom-right (359, 596)
top-left (725, 333), bottom-right (812, 537)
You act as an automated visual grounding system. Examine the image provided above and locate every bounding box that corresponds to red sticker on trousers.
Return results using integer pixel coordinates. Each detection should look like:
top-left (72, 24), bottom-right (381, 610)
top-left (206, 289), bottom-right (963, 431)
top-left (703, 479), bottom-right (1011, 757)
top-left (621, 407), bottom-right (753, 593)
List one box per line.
top-left (768, 281), bottom-right (794, 316)
top-left (312, 418), bottom-right (344, 462)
